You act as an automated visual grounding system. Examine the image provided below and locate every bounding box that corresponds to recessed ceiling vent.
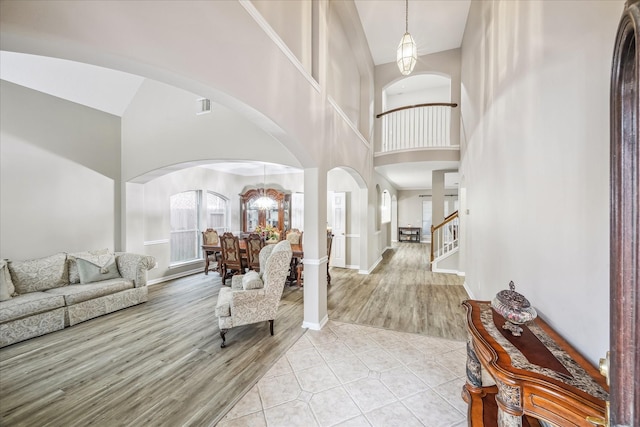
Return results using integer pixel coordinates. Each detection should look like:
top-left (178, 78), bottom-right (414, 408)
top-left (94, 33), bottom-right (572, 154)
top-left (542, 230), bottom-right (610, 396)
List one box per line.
top-left (196, 98), bottom-right (211, 115)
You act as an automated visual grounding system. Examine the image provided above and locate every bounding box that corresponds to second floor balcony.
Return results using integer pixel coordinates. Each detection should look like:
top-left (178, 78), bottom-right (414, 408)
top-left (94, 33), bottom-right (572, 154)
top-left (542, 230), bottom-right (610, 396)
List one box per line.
top-left (376, 103), bottom-right (459, 155)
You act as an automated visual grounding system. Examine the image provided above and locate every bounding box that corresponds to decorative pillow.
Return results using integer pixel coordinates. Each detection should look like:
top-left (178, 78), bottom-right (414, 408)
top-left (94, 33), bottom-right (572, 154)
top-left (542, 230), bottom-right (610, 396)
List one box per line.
top-left (242, 270), bottom-right (264, 290)
top-left (0, 260), bottom-right (16, 301)
top-left (8, 252), bottom-right (68, 294)
top-left (68, 248), bottom-right (110, 284)
top-left (76, 254), bottom-right (121, 284)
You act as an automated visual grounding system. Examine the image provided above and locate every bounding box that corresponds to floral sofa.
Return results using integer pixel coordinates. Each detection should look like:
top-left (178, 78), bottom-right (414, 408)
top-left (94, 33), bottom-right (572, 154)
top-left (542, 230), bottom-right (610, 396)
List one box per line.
top-left (0, 249), bottom-right (156, 348)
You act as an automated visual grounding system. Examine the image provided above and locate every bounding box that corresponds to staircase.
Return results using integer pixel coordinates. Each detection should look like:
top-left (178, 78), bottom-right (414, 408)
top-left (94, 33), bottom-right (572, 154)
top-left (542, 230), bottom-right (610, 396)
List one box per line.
top-left (430, 211), bottom-right (459, 273)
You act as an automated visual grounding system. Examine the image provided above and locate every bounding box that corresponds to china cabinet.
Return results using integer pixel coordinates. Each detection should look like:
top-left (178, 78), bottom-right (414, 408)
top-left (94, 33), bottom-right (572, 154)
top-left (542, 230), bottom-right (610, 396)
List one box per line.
top-left (240, 188), bottom-right (291, 233)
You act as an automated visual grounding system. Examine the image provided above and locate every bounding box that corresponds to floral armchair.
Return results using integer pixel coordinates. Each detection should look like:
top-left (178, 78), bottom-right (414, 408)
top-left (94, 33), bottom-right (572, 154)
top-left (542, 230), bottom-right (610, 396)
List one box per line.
top-left (214, 240), bottom-right (292, 348)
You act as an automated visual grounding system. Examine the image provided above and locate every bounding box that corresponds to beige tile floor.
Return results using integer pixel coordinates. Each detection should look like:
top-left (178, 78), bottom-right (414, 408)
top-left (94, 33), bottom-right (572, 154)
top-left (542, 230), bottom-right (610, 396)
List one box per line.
top-left (217, 320), bottom-right (469, 427)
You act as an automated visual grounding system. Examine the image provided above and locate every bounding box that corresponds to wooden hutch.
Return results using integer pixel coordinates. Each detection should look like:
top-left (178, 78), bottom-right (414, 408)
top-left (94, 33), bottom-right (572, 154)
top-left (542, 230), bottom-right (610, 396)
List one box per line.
top-left (240, 188), bottom-right (291, 233)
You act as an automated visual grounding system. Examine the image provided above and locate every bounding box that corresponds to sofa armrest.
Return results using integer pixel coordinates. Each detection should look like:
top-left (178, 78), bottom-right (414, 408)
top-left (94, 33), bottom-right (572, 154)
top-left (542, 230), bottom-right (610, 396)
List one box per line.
top-left (115, 253), bottom-right (156, 288)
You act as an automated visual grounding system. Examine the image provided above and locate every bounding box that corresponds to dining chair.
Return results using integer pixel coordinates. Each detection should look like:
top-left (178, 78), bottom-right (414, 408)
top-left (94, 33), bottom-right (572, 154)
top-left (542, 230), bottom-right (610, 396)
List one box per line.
top-left (202, 228), bottom-right (220, 275)
top-left (285, 228), bottom-right (303, 245)
top-left (244, 233), bottom-right (264, 272)
top-left (220, 232), bottom-right (246, 284)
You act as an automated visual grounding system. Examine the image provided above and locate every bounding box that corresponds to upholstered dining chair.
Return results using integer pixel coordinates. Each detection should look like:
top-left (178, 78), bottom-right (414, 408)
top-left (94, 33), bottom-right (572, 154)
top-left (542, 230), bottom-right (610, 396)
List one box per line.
top-left (202, 228), bottom-right (220, 275)
top-left (285, 228), bottom-right (303, 245)
top-left (220, 232), bottom-right (246, 284)
top-left (296, 230), bottom-right (333, 286)
top-left (215, 240), bottom-right (292, 348)
top-left (244, 233), bottom-right (264, 272)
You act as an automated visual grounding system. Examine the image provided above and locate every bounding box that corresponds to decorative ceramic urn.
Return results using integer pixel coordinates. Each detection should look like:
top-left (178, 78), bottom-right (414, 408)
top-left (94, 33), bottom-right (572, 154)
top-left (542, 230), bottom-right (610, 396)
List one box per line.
top-left (491, 281), bottom-right (537, 336)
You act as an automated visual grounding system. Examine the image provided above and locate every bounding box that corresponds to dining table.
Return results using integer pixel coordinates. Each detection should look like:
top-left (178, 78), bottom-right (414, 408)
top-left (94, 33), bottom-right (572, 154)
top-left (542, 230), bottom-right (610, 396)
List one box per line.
top-left (202, 240), bottom-right (303, 285)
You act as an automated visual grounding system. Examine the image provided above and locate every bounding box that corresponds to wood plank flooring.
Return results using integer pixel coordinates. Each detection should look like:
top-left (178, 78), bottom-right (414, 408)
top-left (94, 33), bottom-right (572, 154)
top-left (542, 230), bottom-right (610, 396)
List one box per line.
top-left (328, 243), bottom-right (468, 340)
top-left (0, 243), bottom-right (468, 426)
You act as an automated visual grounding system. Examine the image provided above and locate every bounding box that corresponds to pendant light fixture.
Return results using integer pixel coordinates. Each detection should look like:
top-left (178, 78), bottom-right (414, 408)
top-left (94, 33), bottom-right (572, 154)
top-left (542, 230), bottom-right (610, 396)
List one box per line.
top-left (255, 164), bottom-right (275, 210)
top-left (396, 0), bottom-right (417, 76)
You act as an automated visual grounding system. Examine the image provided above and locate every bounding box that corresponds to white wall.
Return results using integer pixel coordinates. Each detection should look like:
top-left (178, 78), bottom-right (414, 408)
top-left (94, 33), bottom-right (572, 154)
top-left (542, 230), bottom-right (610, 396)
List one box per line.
top-left (327, 3), bottom-right (362, 126)
top-left (251, 0), bottom-right (312, 75)
top-left (460, 0), bottom-right (623, 363)
top-left (0, 81), bottom-right (120, 260)
top-left (122, 79), bottom-right (301, 182)
top-left (397, 190), bottom-right (430, 238)
top-left (386, 84), bottom-right (451, 110)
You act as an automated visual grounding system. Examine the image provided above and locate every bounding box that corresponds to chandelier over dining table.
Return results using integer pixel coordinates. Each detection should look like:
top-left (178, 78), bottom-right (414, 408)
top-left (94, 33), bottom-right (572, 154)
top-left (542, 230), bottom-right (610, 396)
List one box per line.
top-left (255, 164), bottom-right (276, 210)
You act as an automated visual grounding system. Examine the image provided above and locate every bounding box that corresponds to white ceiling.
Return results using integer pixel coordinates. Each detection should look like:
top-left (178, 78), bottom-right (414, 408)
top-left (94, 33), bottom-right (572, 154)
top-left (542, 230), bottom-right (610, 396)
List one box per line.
top-left (200, 161), bottom-right (301, 177)
top-left (0, 1), bottom-right (470, 188)
top-left (376, 162), bottom-right (460, 190)
top-left (354, 0), bottom-right (470, 66)
top-left (0, 51), bottom-right (144, 117)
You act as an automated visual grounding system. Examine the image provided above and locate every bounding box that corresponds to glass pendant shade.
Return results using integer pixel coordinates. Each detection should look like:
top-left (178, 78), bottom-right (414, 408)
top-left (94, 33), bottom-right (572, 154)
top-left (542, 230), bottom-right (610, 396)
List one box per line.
top-left (256, 194), bottom-right (275, 210)
top-left (397, 32), bottom-right (417, 76)
top-left (256, 164), bottom-right (275, 210)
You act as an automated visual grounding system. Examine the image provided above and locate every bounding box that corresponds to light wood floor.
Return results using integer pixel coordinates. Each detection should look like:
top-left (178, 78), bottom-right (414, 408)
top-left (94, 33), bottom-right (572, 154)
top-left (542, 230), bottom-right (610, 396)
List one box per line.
top-left (0, 243), bottom-right (468, 426)
top-left (328, 243), bottom-right (468, 340)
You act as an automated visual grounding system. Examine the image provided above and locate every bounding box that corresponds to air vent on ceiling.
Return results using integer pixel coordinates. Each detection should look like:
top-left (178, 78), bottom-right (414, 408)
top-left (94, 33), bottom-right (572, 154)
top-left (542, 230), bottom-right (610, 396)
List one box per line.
top-left (196, 98), bottom-right (211, 115)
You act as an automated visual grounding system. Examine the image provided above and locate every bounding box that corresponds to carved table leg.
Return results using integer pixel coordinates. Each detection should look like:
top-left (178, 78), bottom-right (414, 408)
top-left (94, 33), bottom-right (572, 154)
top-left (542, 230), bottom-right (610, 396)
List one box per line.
top-left (496, 378), bottom-right (523, 427)
top-left (466, 338), bottom-right (483, 389)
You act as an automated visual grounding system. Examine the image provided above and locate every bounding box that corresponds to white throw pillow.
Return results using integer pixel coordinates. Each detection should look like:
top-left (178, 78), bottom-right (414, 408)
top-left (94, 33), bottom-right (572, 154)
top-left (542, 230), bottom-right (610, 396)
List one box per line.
top-left (76, 254), bottom-right (121, 284)
top-left (242, 270), bottom-right (264, 290)
top-left (67, 248), bottom-right (110, 284)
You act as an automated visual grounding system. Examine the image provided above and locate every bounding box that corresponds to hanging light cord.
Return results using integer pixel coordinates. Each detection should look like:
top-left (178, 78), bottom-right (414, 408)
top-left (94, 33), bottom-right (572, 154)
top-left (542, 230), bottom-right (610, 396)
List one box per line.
top-left (405, 0), bottom-right (409, 33)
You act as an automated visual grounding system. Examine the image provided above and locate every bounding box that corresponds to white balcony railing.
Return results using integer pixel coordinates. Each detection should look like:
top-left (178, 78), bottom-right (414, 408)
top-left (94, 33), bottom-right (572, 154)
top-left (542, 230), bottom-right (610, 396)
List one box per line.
top-left (377, 103), bottom-right (457, 153)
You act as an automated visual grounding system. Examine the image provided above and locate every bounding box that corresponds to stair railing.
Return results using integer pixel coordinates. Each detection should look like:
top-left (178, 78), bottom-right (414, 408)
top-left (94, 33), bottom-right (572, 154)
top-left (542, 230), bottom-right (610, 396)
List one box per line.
top-left (430, 210), bottom-right (459, 262)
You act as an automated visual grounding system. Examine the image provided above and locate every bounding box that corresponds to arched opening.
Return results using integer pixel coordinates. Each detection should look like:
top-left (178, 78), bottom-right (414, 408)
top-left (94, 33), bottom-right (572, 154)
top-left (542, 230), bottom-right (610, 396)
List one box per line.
top-left (382, 73), bottom-right (451, 111)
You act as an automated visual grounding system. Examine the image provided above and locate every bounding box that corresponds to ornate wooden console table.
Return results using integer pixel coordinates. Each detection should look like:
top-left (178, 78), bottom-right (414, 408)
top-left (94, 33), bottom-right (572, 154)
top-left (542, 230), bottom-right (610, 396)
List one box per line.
top-left (462, 300), bottom-right (609, 427)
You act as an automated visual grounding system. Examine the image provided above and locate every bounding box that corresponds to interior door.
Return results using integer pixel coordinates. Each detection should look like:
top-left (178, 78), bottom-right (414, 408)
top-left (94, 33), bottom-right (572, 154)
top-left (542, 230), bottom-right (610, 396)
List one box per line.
top-left (331, 192), bottom-right (346, 268)
top-left (609, 1), bottom-right (639, 425)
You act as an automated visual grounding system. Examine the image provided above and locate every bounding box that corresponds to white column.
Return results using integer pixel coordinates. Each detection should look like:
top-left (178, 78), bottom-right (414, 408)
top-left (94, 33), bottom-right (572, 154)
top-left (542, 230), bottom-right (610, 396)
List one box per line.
top-left (302, 167), bottom-right (328, 330)
top-left (432, 170), bottom-right (445, 226)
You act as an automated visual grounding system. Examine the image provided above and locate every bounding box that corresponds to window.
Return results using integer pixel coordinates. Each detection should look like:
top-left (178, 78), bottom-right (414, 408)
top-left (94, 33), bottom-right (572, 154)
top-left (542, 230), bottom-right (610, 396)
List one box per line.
top-left (291, 193), bottom-right (304, 230)
top-left (205, 192), bottom-right (228, 235)
top-left (376, 185), bottom-right (381, 231)
top-left (381, 190), bottom-right (391, 223)
top-left (170, 191), bottom-right (199, 264)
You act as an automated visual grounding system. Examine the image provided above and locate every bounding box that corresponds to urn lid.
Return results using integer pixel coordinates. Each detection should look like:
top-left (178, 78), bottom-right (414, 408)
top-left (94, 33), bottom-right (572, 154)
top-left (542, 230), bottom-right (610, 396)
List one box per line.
top-left (495, 280), bottom-right (531, 309)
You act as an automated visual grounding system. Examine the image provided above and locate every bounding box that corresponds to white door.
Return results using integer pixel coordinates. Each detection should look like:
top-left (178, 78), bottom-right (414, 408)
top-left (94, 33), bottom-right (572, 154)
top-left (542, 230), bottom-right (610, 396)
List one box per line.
top-left (331, 192), bottom-right (346, 268)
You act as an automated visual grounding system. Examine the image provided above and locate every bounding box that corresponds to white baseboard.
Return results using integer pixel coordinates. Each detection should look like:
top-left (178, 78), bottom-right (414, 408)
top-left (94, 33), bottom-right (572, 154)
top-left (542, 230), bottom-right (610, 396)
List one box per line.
top-left (463, 281), bottom-right (475, 299)
top-left (147, 267), bottom-right (203, 286)
top-left (302, 314), bottom-right (328, 330)
top-left (359, 255), bottom-right (382, 274)
top-left (457, 271), bottom-right (466, 277)
top-left (431, 266), bottom-right (459, 274)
